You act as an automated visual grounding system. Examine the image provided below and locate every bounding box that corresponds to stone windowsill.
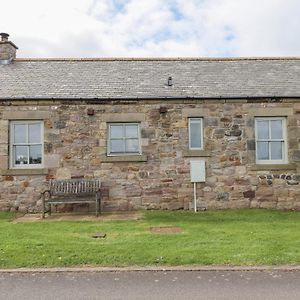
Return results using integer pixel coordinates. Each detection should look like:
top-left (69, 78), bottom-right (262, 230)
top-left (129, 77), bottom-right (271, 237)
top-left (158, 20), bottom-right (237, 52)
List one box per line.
top-left (1, 168), bottom-right (49, 176)
top-left (250, 164), bottom-right (296, 171)
top-left (183, 150), bottom-right (211, 157)
top-left (100, 154), bottom-right (148, 163)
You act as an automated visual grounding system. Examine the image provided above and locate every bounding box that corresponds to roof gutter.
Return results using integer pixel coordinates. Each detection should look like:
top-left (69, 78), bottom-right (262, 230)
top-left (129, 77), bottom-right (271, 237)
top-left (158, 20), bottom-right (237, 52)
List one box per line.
top-left (0, 96), bottom-right (299, 101)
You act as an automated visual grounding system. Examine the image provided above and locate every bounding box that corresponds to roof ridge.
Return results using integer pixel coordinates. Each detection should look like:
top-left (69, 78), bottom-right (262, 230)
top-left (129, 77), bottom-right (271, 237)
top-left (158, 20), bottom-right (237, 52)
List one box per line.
top-left (14, 56), bottom-right (300, 62)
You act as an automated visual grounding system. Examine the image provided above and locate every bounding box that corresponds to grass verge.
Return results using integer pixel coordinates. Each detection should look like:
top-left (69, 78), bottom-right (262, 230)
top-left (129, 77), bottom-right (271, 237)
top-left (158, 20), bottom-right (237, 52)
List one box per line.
top-left (0, 209), bottom-right (300, 268)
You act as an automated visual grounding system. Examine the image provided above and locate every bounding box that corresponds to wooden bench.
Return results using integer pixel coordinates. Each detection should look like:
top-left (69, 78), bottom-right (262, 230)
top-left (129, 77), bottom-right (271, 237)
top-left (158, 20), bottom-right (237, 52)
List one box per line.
top-left (42, 178), bottom-right (101, 218)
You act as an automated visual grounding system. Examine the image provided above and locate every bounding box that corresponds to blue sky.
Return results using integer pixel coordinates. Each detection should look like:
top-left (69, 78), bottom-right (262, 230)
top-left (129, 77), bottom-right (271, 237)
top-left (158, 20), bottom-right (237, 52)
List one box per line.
top-left (1, 0), bottom-right (300, 58)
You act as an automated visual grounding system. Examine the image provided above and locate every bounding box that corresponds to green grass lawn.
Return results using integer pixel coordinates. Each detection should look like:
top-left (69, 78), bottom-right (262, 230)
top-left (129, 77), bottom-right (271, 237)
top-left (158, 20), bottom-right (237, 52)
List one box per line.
top-left (0, 209), bottom-right (300, 268)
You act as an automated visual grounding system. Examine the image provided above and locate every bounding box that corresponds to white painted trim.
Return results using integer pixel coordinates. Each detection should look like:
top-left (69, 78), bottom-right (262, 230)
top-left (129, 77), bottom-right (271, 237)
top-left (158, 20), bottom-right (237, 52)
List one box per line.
top-left (255, 117), bottom-right (287, 164)
top-left (9, 120), bottom-right (44, 169)
top-left (107, 122), bottom-right (142, 156)
top-left (188, 118), bottom-right (204, 151)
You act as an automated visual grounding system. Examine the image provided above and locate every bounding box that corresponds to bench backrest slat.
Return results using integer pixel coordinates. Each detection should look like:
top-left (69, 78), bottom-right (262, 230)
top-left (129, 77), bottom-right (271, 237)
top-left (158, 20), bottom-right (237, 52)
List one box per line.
top-left (49, 179), bottom-right (101, 196)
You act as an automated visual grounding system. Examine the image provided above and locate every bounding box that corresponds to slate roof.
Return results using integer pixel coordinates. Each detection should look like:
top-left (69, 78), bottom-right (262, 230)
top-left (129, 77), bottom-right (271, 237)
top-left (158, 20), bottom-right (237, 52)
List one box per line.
top-left (0, 57), bottom-right (300, 100)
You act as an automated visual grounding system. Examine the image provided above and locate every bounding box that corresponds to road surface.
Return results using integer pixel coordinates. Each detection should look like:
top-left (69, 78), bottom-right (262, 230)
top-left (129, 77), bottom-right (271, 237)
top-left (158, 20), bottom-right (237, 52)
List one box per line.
top-left (0, 270), bottom-right (300, 300)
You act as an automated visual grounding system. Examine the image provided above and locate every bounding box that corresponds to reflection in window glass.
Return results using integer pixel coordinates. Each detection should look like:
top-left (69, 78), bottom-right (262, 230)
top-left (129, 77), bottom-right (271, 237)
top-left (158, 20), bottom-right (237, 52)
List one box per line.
top-left (110, 125), bottom-right (123, 138)
top-left (257, 142), bottom-right (269, 160)
top-left (270, 142), bottom-right (283, 160)
top-left (126, 139), bottom-right (139, 152)
top-left (125, 125), bottom-right (138, 138)
top-left (110, 140), bottom-right (125, 153)
top-left (14, 124), bottom-right (27, 143)
top-left (29, 145), bottom-right (42, 164)
top-left (256, 120), bottom-right (269, 139)
top-left (29, 123), bottom-right (41, 143)
top-left (14, 146), bottom-right (28, 165)
top-left (270, 120), bottom-right (282, 139)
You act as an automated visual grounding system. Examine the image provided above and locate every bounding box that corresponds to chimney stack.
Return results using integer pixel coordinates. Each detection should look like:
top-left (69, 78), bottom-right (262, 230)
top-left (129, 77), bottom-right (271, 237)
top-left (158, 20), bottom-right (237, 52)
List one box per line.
top-left (0, 33), bottom-right (18, 64)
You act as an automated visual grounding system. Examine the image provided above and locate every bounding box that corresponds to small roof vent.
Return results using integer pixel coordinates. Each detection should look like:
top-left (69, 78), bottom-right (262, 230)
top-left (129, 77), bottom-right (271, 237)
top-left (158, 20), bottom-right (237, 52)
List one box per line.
top-left (167, 76), bottom-right (173, 87)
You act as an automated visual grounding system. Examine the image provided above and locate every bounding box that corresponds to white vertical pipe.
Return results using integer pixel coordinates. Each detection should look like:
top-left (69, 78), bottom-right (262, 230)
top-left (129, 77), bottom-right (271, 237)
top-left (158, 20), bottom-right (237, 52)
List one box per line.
top-left (194, 182), bottom-right (197, 213)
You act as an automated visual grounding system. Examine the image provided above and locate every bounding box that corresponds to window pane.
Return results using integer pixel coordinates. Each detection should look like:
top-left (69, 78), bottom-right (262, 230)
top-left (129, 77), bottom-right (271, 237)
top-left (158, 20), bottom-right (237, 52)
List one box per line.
top-left (125, 125), bottom-right (138, 138)
top-left (270, 142), bottom-right (283, 160)
top-left (110, 139), bottom-right (125, 153)
top-left (270, 120), bottom-right (282, 139)
top-left (14, 146), bottom-right (28, 165)
top-left (190, 120), bottom-right (202, 149)
top-left (29, 145), bottom-right (42, 164)
top-left (29, 123), bottom-right (41, 143)
top-left (110, 125), bottom-right (123, 138)
top-left (14, 124), bottom-right (27, 143)
top-left (257, 142), bottom-right (269, 160)
top-left (126, 139), bottom-right (139, 153)
top-left (257, 120), bottom-right (269, 140)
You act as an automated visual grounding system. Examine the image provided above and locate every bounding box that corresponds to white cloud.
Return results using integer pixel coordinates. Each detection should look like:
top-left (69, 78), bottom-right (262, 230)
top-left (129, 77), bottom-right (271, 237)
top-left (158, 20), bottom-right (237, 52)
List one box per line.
top-left (0, 0), bottom-right (299, 57)
top-left (205, 0), bottom-right (300, 56)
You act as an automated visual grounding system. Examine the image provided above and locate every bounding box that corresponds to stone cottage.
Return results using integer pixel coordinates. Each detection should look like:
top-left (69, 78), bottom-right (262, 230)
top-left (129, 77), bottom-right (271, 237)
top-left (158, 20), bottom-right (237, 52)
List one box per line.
top-left (1, 33), bottom-right (300, 213)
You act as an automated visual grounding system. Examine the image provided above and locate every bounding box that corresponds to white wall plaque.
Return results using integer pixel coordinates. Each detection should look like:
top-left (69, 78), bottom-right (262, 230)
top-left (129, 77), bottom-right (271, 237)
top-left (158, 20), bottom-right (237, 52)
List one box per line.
top-left (190, 160), bottom-right (206, 182)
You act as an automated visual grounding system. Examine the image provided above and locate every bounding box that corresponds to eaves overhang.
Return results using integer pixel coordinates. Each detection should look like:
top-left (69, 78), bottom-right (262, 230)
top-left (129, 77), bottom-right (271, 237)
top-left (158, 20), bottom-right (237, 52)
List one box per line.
top-left (0, 95), bottom-right (299, 101)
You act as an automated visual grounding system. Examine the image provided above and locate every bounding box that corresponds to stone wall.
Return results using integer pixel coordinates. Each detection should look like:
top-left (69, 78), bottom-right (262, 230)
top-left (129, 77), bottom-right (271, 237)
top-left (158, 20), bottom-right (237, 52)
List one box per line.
top-left (0, 99), bottom-right (300, 212)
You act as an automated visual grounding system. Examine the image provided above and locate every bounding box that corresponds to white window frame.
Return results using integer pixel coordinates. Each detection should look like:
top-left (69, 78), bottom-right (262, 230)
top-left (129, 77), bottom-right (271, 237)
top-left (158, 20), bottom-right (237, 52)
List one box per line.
top-left (255, 117), bottom-right (287, 164)
top-left (188, 118), bottom-right (204, 150)
top-left (9, 120), bottom-right (44, 169)
top-left (107, 123), bottom-right (141, 156)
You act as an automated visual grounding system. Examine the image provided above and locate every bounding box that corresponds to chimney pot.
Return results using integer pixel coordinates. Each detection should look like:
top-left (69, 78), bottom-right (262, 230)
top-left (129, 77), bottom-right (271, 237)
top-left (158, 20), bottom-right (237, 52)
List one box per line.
top-left (0, 33), bottom-right (9, 42)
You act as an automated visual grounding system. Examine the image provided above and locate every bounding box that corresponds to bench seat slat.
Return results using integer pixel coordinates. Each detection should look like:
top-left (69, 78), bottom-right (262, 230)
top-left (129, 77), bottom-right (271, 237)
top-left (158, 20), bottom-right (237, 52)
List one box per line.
top-left (47, 200), bottom-right (96, 204)
top-left (51, 192), bottom-right (97, 196)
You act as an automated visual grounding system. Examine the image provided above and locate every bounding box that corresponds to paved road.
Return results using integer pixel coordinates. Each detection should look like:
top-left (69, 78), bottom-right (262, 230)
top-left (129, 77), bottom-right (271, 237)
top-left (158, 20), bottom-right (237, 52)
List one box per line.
top-left (0, 270), bottom-right (300, 300)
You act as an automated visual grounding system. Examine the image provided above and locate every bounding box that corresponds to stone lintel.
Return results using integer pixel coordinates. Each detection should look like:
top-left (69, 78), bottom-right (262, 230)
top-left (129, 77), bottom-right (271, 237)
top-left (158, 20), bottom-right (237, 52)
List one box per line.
top-left (250, 164), bottom-right (296, 171)
top-left (248, 107), bottom-right (293, 116)
top-left (182, 108), bottom-right (209, 117)
top-left (102, 113), bottom-right (145, 122)
top-left (100, 155), bottom-right (147, 162)
top-left (2, 111), bottom-right (50, 120)
top-left (1, 168), bottom-right (48, 175)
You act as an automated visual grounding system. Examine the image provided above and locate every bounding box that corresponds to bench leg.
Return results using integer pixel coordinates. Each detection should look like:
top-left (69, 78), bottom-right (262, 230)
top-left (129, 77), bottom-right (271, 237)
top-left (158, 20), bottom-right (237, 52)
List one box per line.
top-left (42, 194), bottom-right (45, 219)
top-left (95, 193), bottom-right (99, 217)
top-left (96, 192), bottom-right (101, 217)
